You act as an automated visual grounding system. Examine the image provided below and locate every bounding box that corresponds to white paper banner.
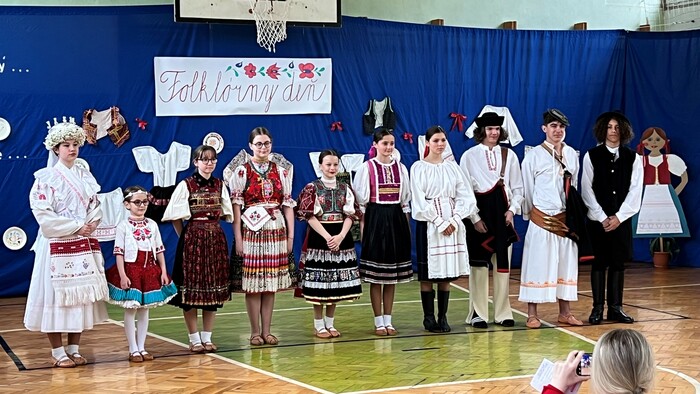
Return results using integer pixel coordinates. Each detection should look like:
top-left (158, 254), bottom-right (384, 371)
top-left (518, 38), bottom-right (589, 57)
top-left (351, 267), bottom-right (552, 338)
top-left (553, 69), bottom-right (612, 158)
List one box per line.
top-left (154, 57), bottom-right (332, 116)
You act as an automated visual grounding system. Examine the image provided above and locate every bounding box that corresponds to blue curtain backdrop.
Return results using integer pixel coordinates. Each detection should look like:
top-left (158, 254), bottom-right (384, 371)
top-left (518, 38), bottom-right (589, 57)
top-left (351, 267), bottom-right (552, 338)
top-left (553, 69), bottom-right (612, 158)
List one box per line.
top-left (0, 6), bottom-right (698, 297)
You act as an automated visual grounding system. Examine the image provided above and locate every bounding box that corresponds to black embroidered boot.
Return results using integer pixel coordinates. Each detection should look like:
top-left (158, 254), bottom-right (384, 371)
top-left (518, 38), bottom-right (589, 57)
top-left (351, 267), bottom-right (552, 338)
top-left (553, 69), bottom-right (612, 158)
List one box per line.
top-left (421, 290), bottom-right (441, 332)
top-left (588, 270), bottom-right (606, 325)
top-left (437, 290), bottom-right (451, 332)
top-left (607, 270), bottom-right (634, 324)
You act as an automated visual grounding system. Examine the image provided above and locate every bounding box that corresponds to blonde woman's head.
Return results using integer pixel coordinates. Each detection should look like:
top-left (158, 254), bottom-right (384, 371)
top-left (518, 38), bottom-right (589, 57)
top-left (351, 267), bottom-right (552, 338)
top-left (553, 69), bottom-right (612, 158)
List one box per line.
top-left (591, 329), bottom-right (655, 394)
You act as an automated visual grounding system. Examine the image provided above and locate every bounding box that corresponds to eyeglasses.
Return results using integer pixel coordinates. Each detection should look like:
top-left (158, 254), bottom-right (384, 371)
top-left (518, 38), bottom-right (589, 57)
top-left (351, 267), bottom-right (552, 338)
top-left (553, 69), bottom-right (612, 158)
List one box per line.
top-left (252, 141), bottom-right (272, 148)
top-left (197, 158), bottom-right (218, 164)
top-left (129, 200), bottom-right (149, 206)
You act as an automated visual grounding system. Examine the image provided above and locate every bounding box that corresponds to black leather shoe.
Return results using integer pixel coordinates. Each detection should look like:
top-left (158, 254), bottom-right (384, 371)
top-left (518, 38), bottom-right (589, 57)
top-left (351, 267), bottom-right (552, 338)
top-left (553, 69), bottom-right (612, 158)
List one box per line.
top-left (589, 306), bottom-right (604, 325)
top-left (497, 319), bottom-right (515, 327)
top-left (470, 312), bottom-right (488, 328)
top-left (607, 306), bottom-right (634, 324)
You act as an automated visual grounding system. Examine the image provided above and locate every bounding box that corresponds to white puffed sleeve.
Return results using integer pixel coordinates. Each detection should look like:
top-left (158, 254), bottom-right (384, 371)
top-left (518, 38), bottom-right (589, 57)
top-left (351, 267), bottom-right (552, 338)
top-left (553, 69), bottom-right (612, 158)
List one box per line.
top-left (220, 183), bottom-right (234, 222)
top-left (342, 185), bottom-right (362, 221)
top-left (150, 219), bottom-right (165, 254)
top-left (228, 165), bottom-right (247, 206)
top-left (162, 181), bottom-right (191, 221)
top-left (132, 146), bottom-right (155, 174)
top-left (279, 164), bottom-right (296, 208)
top-left (506, 149), bottom-right (524, 215)
top-left (29, 178), bottom-right (82, 238)
top-left (410, 162), bottom-right (440, 224)
top-left (399, 162), bottom-right (411, 213)
top-left (520, 151), bottom-right (535, 220)
top-left (449, 161), bottom-right (479, 224)
top-left (352, 162), bottom-right (370, 213)
top-left (112, 220), bottom-right (127, 257)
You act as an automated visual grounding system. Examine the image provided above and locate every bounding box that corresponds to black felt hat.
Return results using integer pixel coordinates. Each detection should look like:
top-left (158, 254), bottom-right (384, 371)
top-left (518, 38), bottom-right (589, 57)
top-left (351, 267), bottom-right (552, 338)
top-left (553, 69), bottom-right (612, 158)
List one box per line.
top-left (475, 112), bottom-right (505, 128)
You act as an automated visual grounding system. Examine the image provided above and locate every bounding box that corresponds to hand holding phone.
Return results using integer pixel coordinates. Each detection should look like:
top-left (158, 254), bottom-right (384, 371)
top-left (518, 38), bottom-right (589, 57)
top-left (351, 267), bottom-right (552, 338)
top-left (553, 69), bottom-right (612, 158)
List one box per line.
top-left (576, 353), bottom-right (593, 376)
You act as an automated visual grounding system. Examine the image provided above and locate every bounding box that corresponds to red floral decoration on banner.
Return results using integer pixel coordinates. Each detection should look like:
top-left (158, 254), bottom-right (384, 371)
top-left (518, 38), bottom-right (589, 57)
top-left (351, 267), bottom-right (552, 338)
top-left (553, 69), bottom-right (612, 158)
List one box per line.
top-left (450, 112), bottom-right (467, 132)
top-left (244, 63), bottom-right (257, 78)
top-left (266, 63), bottom-right (281, 79)
top-left (403, 132), bottom-right (414, 144)
top-left (299, 63), bottom-right (315, 79)
top-left (330, 121), bottom-right (343, 131)
top-left (135, 118), bottom-right (148, 130)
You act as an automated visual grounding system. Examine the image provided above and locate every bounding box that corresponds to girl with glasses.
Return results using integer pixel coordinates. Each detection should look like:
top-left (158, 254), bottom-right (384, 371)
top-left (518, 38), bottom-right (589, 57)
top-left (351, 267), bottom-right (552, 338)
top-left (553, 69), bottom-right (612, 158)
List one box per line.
top-left (229, 127), bottom-right (296, 346)
top-left (163, 145), bottom-right (233, 353)
top-left (105, 186), bottom-right (177, 363)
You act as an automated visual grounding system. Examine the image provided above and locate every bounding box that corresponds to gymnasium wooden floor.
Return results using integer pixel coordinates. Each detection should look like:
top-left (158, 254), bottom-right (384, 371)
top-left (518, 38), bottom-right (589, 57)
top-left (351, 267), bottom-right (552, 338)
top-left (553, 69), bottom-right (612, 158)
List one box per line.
top-left (2, 263), bottom-right (699, 393)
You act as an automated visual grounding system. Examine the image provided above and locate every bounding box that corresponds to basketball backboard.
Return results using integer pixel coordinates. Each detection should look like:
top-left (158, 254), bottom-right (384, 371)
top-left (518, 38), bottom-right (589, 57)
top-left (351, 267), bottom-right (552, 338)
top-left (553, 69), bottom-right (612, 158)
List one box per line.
top-left (175, 0), bottom-right (341, 27)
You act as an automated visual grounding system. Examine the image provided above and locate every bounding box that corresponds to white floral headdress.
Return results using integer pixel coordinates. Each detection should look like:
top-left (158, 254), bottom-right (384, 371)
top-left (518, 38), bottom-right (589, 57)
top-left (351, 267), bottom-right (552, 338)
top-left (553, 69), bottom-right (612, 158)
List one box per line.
top-left (43, 116), bottom-right (86, 150)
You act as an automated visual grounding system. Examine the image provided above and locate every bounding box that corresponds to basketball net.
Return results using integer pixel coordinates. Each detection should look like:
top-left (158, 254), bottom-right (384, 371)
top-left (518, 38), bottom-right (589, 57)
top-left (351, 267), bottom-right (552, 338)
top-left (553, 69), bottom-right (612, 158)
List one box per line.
top-left (248, 0), bottom-right (291, 53)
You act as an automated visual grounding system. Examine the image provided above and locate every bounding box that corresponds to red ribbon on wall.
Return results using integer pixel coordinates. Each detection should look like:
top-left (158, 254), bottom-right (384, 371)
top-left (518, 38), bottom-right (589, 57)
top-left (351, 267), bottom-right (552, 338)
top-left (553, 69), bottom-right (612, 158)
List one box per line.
top-left (330, 121), bottom-right (343, 131)
top-left (135, 118), bottom-right (148, 130)
top-left (403, 132), bottom-right (413, 144)
top-left (450, 112), bottom-right (466, 132)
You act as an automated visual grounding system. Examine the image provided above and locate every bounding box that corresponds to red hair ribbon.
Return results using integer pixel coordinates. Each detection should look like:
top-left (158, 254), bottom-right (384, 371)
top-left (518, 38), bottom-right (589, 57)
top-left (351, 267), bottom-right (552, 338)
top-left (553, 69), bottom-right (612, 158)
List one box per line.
top-left (450, 112), bottom-right (466, 132)
top-left (423, 145), bottom-right (430, 159)
top-left (135, 118), bottom-right (148, 130)
top-left (330, 121), bottom-right (343, 131)
top-left (403, 132), bottom-right (413, 144)
top-left (368, 146), bottom-right (377, 158)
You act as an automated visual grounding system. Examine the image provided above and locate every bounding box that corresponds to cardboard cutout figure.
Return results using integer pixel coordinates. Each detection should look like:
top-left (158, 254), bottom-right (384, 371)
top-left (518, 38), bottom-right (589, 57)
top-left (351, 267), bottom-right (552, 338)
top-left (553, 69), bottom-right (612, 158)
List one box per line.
top-left (633, 127), bottom-right (690, 239)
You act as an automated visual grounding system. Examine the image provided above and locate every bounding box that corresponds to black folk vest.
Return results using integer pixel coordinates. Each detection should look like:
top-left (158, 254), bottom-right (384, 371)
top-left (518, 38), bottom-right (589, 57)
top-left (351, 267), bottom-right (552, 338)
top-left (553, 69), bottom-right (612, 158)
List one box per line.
top-left (589, 144), bottom-right (635, 216)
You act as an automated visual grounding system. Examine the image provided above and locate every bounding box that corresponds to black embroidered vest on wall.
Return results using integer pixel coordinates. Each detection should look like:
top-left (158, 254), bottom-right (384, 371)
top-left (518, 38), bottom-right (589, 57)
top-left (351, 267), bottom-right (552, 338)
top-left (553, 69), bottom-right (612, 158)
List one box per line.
top-left (362, 97), bottom-right (396, 135)
top-left (590, 144), bottom-right (635, 216)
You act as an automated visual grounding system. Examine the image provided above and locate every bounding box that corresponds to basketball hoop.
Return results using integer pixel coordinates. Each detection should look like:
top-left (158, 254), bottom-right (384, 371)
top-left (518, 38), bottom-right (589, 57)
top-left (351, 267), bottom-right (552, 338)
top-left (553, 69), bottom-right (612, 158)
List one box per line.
top-left (248, 0), bottom-right (291, 53)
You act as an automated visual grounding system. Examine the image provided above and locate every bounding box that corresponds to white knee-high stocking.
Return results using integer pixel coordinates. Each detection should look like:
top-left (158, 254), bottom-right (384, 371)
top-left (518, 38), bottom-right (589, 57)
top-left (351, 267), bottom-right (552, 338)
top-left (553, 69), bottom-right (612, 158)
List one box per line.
top-left (136, 308), bottom-right (149, 351)
top-left (124, 309), bottom-right (138, 353)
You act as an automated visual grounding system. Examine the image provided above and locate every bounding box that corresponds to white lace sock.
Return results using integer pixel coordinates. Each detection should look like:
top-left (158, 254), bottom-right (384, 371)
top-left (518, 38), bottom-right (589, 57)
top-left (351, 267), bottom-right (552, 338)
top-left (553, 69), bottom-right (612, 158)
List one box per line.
top-left (188, 332), bottom-right (201, 345)
top-left (374, 315), bottom-right (384, 328)
top-left (65, 344), bottom-right (79, 356)
top-left (383, 315), bottom-right (393, 327)
top-left (324, 316), bottom-right (335, 328)
top-left (136, 308), bottom-right (149, 351)
top-left (124, 309), bottom-right (139, 353)
top-left (52, 346), bottom-right (68, 360)
top-left (314, 319), bottom-right (325, 331)
top-left (200, 331), bottom-right (212, 343)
